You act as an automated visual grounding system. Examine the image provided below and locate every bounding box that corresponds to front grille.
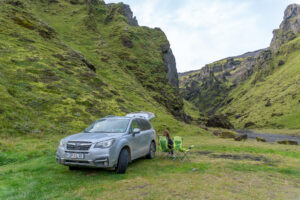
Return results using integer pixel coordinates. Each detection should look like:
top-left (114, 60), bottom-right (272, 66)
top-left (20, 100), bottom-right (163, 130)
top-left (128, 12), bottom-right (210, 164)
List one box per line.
top-left (65, 160), bottom-right (89, 164)
top-left (67, 141), bottom-right (92, 151)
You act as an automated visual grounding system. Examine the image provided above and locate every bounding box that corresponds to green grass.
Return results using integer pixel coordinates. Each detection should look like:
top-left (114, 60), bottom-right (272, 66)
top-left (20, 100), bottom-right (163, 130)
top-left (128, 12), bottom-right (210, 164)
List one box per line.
top-left (0, 133), bottom-right (300, 200)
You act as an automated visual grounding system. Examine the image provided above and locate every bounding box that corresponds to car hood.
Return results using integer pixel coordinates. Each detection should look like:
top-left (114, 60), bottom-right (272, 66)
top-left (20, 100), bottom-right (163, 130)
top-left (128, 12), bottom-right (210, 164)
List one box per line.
top-left (64, 132), bottom-right (122, 143)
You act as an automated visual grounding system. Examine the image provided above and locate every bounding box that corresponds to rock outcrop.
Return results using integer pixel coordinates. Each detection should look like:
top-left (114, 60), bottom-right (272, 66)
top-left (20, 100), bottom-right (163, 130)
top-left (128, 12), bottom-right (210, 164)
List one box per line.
top-left (234, 134), bottom-right (248, 141)
top-left (161, 42), bottom-right (179, 88)
top-left (121, 4), bottom-right (138, 26)
top-left (106, 3), bottom-right (138, 26)
top-left (206, 114), bottom-right (234, 129)
top-left (277, 140), bottom-right (298, 145)
top-left (270, 4), bottom-right (300, 52)
top-left (179, 51), bottom-right (261, 113)
top-left (213, 130), bottom-right (236, 139)
top-left (105, 4), bottom-right (179, 88)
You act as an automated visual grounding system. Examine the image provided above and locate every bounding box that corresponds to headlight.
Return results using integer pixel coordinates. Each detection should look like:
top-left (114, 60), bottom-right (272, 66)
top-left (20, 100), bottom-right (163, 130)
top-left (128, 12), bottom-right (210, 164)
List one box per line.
top-left (59, 140), bottom-right (67, 147)
top-left (94, 139), bottom-right (115, 148)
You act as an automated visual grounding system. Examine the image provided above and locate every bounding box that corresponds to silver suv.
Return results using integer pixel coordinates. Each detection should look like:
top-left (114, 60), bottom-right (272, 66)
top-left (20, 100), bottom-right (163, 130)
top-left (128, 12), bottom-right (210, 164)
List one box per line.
top-left (56, 112), bottom-right (156, 173)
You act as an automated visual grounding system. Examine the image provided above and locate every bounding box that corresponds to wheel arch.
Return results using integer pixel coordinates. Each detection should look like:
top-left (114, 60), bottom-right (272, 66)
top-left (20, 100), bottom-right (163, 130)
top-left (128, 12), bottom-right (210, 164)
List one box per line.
top-left (151, 139), bottom-right (156, 151)
top-left (120, 145), bottom-right (132, 163)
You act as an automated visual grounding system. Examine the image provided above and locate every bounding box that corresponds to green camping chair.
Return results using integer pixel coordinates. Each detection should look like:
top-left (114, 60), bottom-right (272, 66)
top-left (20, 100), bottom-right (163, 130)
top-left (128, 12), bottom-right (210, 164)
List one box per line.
top-left (173, 136), bottom-right (194, 162)
top-left (158, 135), bottom-right (173, 159)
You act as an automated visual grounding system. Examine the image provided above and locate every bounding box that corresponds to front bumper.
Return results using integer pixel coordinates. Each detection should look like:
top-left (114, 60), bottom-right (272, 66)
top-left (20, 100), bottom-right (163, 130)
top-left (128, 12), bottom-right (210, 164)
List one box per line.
top-left (56, 146), bottom-right (117, 168)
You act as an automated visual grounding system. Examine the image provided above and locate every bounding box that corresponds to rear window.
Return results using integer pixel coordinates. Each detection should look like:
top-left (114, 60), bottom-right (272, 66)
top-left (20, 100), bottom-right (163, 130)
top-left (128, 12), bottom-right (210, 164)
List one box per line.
top-left (138, 119), bottom-right (152, 131)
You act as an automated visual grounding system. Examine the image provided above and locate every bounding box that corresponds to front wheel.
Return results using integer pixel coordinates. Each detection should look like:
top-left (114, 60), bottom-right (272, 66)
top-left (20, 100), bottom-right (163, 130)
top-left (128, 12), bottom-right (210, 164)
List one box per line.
top-left (116, 148), bottom-right (129, 174)
top-left (146, 141), bottom-right (155, 159)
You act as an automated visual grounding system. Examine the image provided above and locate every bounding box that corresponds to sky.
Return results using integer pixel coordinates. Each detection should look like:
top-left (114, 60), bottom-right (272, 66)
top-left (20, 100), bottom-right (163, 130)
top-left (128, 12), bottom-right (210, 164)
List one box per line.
top-left (105, 0), bottom-right (300, 72)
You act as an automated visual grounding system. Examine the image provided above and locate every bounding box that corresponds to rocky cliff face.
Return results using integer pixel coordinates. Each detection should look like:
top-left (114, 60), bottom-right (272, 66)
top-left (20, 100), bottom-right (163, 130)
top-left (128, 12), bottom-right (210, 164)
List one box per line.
top-left (270, 4), bottom-right (300, 52)
top-left (107, 3), bottom-right (138, 26)
top-left (179, 49), bottom-right (263, 114)
top-left (106, 3), bottom-right (179, 88)
top-left (161, 41), bottom-right (179, 88)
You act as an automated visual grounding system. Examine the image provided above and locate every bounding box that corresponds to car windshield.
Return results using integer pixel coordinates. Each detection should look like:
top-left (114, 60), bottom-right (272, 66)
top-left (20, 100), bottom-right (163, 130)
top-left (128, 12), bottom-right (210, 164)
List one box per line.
top-left (85, 118), bottom-right (130, 133)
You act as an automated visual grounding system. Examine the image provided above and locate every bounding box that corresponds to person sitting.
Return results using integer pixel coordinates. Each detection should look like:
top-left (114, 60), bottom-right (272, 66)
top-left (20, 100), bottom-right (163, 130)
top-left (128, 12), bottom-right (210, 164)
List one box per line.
top-left (163, 129), bottom-right (174, 155)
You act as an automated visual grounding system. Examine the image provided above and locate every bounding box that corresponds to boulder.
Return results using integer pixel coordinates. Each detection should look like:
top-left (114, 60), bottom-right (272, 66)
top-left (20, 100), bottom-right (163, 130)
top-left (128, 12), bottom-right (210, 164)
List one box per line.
top-left (256, 137), bottom-right (266, 142)
top-left (219, 131), bottom-right (236, 139)
top-left (234, 134), bottom-right (248, 141)
top-left (213, 130), bottom-right (221, 136)
top-left (244, 122), bottom-right (255, 128)
top-left (206, 114), bottom-right (234, 129)
top-left (213, 130), bottom-right (236, 139)
top-left (200, 125), bottom-right (208, 131)
top-left (277, 140), bottom-right (298, 145)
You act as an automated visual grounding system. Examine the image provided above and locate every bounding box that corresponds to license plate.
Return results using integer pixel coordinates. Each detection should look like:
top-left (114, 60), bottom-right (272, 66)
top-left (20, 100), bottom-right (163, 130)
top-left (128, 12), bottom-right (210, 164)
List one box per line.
top-left (67, 153), bottom-right (84, 159)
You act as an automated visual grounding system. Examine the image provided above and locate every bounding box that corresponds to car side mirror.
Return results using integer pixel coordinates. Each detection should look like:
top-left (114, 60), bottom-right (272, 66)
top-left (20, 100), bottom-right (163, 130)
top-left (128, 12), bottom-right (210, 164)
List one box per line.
top-left (132, 128), bottom-right (141, 135)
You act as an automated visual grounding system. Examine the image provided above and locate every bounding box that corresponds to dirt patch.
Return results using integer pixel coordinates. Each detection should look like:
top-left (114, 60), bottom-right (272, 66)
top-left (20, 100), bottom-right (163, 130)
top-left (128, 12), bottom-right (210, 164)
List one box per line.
top-left (196, 151), bottom-right (213, 155)
top-left (127, 183), bottom-right (149, 191)
top-left (86, 172), bottom-right (99, 176)
top-left (210, 154), bottom-right (269, 162)
top-left (195, 151), bottom-right (277, 165)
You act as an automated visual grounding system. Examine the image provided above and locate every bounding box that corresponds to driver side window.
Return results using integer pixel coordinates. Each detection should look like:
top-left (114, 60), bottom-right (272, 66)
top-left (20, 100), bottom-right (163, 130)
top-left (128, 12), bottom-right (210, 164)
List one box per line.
top-left (130, 120), bottom-right (140, 133)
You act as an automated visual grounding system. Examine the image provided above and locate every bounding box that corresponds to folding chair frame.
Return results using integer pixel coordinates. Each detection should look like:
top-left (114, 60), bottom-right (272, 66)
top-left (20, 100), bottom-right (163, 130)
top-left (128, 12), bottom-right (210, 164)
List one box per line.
top-left (173, 136), bottom-right (193, 162)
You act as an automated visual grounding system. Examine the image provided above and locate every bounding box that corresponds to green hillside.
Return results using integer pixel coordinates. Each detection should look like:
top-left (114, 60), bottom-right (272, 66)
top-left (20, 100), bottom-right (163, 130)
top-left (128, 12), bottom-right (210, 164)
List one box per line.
top-left (220, 36), bottom-right (300, 129)
top-left (179, 4), bottom-right (300, 129)
top-left (0, 0), bottom-right (186, 136)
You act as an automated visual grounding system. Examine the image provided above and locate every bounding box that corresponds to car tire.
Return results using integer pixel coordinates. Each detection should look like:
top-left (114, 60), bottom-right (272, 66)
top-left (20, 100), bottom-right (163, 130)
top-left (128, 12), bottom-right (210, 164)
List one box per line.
top-left (146, 141), bottom-right (155, 159)
top-left (116, 148), bottom-right (129, 174)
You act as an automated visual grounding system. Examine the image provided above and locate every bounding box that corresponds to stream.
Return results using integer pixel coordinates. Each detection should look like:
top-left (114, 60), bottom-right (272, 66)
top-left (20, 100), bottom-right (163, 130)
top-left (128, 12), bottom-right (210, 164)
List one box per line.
top-left (235, 130), bottom-right (300, 143)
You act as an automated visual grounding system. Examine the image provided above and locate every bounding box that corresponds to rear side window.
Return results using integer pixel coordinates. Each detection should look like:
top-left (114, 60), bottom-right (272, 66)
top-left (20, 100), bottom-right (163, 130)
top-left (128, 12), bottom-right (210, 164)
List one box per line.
top-left (138, 119), bottom-right (152, 131)
top-left (129, 119), bottom-right (140, 133)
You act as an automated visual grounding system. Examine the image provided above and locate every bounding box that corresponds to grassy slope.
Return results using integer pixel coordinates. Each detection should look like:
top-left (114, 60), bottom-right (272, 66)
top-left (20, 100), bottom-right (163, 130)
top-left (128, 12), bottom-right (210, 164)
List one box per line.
top-left (0, 0), bottom-right (184, 136)
top-left (219, 36), bottom-right (300, 129)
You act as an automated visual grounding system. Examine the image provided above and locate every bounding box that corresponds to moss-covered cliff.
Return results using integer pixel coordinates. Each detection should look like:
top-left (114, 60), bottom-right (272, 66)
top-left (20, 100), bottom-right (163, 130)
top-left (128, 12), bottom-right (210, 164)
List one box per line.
top-left (0, 0), bottom-right (186, 135)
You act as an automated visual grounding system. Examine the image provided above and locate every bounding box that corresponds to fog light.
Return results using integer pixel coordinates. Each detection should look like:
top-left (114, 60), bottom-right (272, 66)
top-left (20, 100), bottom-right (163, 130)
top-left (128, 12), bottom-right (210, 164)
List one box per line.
top-left (104, 161), bottom-right (108, 166)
